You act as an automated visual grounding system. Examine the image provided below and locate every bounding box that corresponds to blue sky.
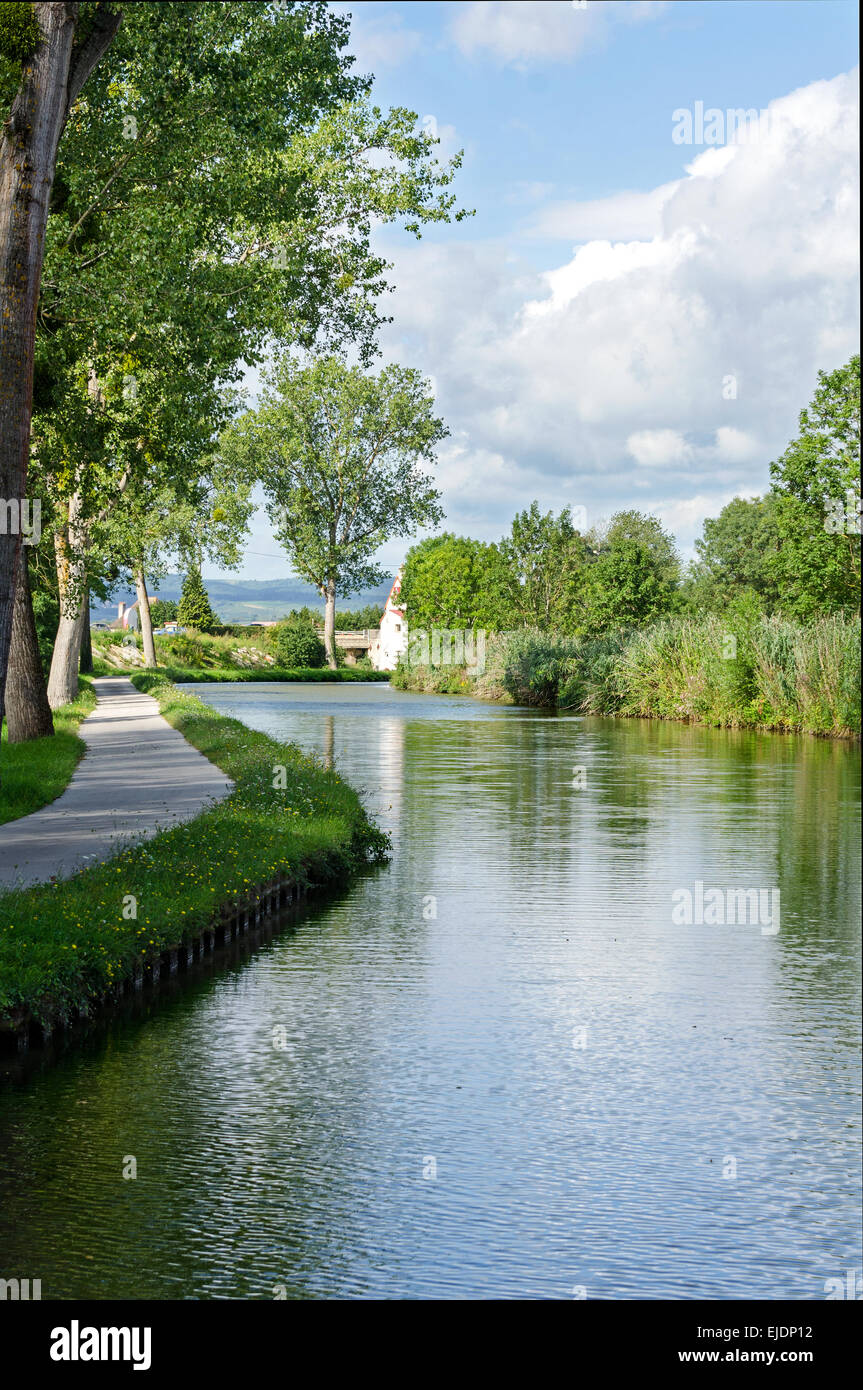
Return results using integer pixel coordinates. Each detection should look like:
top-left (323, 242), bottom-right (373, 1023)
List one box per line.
top-left (216, 0), bottom-right (859, 587)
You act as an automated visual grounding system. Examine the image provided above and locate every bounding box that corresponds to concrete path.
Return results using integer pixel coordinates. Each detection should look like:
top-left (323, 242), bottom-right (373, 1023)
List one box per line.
top-left (0, 677), bottom-right (234, 890)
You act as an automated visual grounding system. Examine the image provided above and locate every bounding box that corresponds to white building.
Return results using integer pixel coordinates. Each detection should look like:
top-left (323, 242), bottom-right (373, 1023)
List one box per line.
top-left (369, 571), bottom-right (408, 671)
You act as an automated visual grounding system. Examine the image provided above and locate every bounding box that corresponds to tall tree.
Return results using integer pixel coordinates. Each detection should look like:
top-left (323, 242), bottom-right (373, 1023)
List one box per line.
top-left (687, 495), bottom-right (782, 613)
top-left (497, 502), bottom-right (588, 631)
top-left (5, 546), bottom-right (53, 741)
top-left (400, 533), bottom-right (510, 630)
top-left (0, 0), bottom-right (120, 741)
top-left (580, 511), bottom-right (679, 635)
top-left (766, 355), bottom-right (860, 616)
top-left (223, 356), bottom-right (446, 667)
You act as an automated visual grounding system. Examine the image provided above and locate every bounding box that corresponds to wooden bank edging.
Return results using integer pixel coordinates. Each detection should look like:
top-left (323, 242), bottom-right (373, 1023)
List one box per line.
top-left (0, 867), bottom-right (323, 1055)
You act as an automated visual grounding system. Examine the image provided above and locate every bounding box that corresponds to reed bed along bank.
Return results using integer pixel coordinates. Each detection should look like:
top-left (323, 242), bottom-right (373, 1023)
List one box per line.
top-left (391, 614), bottom-right (861, 737)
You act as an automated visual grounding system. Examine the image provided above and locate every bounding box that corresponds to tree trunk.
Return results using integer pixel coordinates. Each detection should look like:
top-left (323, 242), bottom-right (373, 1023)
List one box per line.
top-left (135, 567), bottom-right (157, 667)
top-left (6, 548), bottom-right (53, 742)
top-left (47, 492), bottom-right (89, 708)
top-left (324, 578), bottom-right (337, 669)
top-left (79, 590), bottom-right (93, 673)
top-left (0, 2), bottom-right (121, 738)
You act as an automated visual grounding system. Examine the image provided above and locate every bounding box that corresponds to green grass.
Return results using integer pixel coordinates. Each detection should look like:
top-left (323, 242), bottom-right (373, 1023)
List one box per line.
top-left (91, 659), bottom-right (389, 683)
top-left (0, 681), bottom-right (389, 1032)
top-left (0, 679), bottom-right (97, 826)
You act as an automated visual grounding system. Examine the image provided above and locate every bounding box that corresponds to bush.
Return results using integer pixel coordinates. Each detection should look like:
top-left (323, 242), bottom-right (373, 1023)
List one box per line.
top-left (158, 634), bottom-right (207, 668)
top-left (270, 620), bottom-right (326, 669)
top-left (498, 629), bottom-right (580, 707)
top-left (150, 599), bottom-right (179, 627)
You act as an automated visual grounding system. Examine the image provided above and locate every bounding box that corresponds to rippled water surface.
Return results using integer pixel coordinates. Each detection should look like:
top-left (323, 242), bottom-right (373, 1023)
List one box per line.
top-left (0, 683), bottom-right (860, 1299)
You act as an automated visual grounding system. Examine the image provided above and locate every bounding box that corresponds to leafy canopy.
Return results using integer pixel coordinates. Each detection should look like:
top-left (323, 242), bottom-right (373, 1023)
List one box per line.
top-left (223, 355), bottom-right (447, 599)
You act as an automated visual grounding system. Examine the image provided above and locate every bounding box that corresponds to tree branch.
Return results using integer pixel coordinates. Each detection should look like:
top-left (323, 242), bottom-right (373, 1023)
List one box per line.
top-left (64, 3), bottom-right (124, 122)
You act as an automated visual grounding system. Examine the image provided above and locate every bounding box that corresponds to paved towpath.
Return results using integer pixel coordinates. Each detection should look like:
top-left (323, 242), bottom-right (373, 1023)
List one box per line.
top-left (0, 677), bottom-right (233, 890)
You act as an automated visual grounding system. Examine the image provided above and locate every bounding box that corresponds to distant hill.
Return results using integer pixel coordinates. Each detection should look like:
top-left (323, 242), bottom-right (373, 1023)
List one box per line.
top-left (91, 575), bottom-right (394, 626)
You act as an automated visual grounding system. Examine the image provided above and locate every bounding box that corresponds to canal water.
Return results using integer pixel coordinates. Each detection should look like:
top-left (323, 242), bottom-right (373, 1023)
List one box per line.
top-left (0, 683), bottom-right (859, 1299)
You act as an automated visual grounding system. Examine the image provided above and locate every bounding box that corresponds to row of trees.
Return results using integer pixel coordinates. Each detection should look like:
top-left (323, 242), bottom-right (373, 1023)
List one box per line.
top-left (1, 2), bottom-right (465, 743)
top-left (400, 357), bottom-right (861, 638)
top-left (401, 507), bottom-right (679, 636)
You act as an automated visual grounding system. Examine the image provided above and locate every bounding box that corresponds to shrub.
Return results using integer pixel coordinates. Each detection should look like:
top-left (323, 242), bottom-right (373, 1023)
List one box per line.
top-left (270, 619), bottom-right (326, 669)
top-left (498, 629), bottom-right (580, 707)
top-left (150, 599), bottom-right (179, 627)
top-left (158, 634), bottom-right (207, 668)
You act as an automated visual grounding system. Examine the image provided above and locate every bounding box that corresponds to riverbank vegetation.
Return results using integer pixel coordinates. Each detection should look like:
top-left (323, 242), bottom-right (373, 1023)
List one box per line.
top-left (90, 614), bottom-right (385, 681)
top-left (0, 682), bottom-right (389, 1034)
top-left (394, 358), bottom-right (861, 736)
top-left (0, 680), bottom-right (97, 826)
top-left (393, 614), bottom-right (860, 737)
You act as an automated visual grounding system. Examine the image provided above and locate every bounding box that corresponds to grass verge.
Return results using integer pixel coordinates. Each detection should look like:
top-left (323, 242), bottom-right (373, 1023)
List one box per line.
top-left (91, 660), bottom-right (389, 683)
top-left (0, 679), bottom-right (389, 1034)
top-left (0, 679), bottom-right (97, 826)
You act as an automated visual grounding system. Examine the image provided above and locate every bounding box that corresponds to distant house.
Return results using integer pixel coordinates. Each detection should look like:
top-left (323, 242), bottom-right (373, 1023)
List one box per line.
top-left (108, 598), bottom-right (174, 633)
top-left (111, 599), bottom-right (139, 631)
top-left (369, 571), bottom-right (408, 671)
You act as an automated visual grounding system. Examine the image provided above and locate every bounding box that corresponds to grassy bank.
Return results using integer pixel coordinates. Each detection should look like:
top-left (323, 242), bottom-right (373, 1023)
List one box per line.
top-left (0, 680), bottom-right (97, 826)
top-left (0, 680), bottom-right (389, 1034)
top-left (92, 659), bottom-right (389, 683)
top-left (392, 614), bottom-right (861, 737)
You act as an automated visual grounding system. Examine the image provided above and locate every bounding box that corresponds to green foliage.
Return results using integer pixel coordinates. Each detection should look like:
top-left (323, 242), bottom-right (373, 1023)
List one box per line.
top-left (764, 493), bottom-right (860, 620)
top-left (392, 613), bottom-right (860, 737)
top-left (158, 634), bottom-right (207, 668)
top-left (401, 533), bottom-right (507, 629)
top-left (28, 0), bottom-right (469, 683)
top-left (687, 496), bottom-right (781, 612)
top-left (0, 681), bottom-right (389, 1029)
top-left (581, 534), bottom-right (677, 635)
top-left (334, 603), bottom-right (384, 629)
top-left (765, 355), bottom-right (861, 616)
top-left (225, 356), bottom-right (446, 599)
top-left (222, 355), bottom-right (447, 663)
top-left (270, 618), bottom-right (326, 669)
top-left (497, 503), bottom-right (588, 630)
top-left (770, 355), bottom-right (860, 509)
top-left (177, 568), bottom-right (219, 633)
top-left (0, 2), bottom-right (39, 63)
top-left (497, 629), bottom-right (581, 707)
top-left (150, 599), bottom-right (179, 626)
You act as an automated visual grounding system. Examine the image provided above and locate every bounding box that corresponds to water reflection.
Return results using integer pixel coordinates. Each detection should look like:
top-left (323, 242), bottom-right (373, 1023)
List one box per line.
top-left (0, 684), bottom-right (859, 1300)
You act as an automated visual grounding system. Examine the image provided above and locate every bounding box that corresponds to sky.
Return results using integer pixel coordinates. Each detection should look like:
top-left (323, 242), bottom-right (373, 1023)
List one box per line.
top-left (216, 0), bottom-right (860, 586)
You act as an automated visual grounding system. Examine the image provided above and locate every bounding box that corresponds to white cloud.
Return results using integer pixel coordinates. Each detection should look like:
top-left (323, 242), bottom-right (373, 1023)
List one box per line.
top-left (376, 70), bottom-right (860, 555)
top-left (627, 429), bottom-right (692, 468)
top-left (528, 181), bottom-right (680, 242)
top-left (338, 7), bottom-right (423, 73)
top-left (449, 0), bottom-right (666, 67)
